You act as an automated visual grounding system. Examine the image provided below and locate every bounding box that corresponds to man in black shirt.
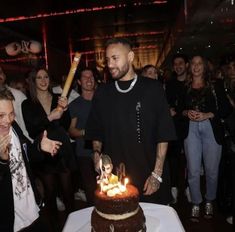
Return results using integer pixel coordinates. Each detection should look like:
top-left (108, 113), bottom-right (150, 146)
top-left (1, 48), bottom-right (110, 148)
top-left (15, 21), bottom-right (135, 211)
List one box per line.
top-left (86, 38), bottom-right (176, 204)
top-left (165, 54), bottom-right (189, 204)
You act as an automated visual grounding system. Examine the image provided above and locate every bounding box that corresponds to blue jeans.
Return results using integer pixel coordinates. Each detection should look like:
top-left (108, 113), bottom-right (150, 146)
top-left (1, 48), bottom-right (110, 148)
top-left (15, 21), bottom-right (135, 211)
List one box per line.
top-left (184, 120), bottom-right (222, 205)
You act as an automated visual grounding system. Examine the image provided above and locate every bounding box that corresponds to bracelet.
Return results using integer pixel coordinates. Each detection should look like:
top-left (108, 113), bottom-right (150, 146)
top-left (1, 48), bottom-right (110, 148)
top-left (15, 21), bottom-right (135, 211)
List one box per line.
top-left (151, 171), bottom-right (163, 183)
top-left (0, 159), bottom-right (9, 165)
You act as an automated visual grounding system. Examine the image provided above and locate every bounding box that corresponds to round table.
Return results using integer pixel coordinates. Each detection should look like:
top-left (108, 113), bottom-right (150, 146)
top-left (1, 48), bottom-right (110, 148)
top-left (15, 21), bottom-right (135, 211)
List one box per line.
top-left (62, 202), bottom-right (185, 232)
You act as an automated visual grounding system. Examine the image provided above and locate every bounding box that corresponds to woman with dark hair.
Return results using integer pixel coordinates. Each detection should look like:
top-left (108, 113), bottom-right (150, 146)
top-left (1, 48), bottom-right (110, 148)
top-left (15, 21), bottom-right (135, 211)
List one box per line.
top-left (182, 55), bottom-right (227, 222)
top-left (21, 68), bottom-right (75, 230)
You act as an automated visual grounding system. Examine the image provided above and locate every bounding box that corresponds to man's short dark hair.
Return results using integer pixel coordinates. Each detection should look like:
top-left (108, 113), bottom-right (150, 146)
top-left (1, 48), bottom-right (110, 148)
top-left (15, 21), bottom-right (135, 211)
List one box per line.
top-left (172, 54), bottom-right (189, 65)
top-left (221, 54), bottom-right (235, 66)
top-left (105, 37), bottom-right (133, 50)
top-left (75, 67), bottom-right (94, 80)
top-left (0, 86), bottom-right (14, 101)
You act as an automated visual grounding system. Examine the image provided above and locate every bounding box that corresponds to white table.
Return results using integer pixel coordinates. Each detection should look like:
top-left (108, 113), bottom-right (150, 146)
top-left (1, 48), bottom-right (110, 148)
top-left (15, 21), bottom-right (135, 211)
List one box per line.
top-left (63, 202), bottom-right (185, 232)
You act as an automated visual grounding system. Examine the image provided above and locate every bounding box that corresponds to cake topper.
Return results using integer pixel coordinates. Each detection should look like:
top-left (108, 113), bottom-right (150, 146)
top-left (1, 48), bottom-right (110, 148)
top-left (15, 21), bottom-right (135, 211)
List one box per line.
top-left (100, 154), bottom-right (113, 180)
top-left (97, 154), bottom-right (129, 196)
top-left (97, 154), bottom-right (117, 185)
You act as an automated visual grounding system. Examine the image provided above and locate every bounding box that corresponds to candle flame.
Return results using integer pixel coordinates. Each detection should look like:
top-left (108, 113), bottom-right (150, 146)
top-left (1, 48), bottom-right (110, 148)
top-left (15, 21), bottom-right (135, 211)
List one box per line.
top-left (124, 178), bottom-right (129, 187)
top-left (99, 174), bottom-right (129, 196)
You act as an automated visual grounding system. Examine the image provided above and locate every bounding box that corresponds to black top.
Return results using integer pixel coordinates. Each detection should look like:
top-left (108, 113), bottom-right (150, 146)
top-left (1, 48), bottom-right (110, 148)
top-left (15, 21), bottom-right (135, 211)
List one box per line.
top-left (185, 86), bottom-right (216, 113)
top-left (180, 80), bottom-right (232, 144)
top-left (22, 94), bottom-right (76, 173)
top-left (86, 76), bottom-right (176, 204)
top-left (165, 78), bottom-right (187, 139)
top-left (69, 96), bottom-right (93, 157)
top-left (165, 78), bottom-right (186, 111)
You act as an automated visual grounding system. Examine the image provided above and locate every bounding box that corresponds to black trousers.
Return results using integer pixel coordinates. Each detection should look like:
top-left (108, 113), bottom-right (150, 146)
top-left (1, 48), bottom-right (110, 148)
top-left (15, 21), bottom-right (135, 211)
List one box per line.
top-left (229, 150), bottom-right (235, 231)
top-left (167, 140), bottom-right (184, 187)
top-left (77, 156), bottom-right (97, 206)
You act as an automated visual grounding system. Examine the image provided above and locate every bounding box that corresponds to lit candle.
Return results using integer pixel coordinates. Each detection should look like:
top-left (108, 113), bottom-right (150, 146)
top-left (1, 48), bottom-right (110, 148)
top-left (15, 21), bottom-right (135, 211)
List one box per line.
top-left (124, 178), bottom-right (129, 187)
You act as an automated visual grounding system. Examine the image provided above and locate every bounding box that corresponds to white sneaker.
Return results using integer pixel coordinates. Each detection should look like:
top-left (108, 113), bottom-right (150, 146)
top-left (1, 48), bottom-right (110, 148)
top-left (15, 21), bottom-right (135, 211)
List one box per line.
top-left (226, 216), bottom-right (233, 225)
top-left (74, 189), bottom-right (87, 202)
top-left (56, 197), bottom-right (65, 211)
top-left (185, 187), bottom-right (191, 203)
top-left (171, 187), bottom-right (178, 204)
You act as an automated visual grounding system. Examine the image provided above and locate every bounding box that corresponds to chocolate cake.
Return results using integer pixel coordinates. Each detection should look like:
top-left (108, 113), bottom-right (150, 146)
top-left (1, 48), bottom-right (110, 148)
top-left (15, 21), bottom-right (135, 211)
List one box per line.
top-left (91, 184), bottom-right (146, 232)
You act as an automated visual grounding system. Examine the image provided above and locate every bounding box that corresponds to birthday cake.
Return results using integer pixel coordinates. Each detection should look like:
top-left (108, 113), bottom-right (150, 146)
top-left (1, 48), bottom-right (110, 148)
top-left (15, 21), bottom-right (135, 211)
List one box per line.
top-left (91, 184), bottom-right (146, 232)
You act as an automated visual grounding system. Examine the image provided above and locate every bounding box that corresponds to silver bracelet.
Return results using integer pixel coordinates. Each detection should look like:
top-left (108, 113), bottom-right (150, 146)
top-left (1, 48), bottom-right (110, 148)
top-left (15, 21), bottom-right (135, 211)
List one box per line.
top-left (0, 158), bottom-right (8, 165)
top-left (151, 171), bottom-right (163, 183)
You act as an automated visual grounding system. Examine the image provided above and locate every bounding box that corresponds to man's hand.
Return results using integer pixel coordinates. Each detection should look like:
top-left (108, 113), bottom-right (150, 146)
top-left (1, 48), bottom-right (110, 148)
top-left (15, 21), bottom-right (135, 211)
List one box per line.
top-left (143, 175), bottom-right (160, 195)
top-left (0, 134), bottom-right (11, 161)
top-left (40, 131), bottom-right (62, 156)
top-left (143, 142), bottom-right (167, 195)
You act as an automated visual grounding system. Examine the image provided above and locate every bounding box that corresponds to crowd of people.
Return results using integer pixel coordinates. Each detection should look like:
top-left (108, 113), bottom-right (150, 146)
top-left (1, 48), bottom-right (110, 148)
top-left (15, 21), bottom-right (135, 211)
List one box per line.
top-left (0, 37), bottom-right (235, 231)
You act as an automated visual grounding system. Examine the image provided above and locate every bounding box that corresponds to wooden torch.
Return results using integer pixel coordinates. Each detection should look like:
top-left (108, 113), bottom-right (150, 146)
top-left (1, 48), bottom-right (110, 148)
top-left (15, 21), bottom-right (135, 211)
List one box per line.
top-left (57, 52), bottom-right (81, 111)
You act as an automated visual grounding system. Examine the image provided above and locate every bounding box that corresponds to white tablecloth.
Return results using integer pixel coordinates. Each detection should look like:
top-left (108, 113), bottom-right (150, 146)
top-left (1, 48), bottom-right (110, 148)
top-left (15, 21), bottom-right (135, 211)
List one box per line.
top-left (62, 202), bottom-right (185, 232)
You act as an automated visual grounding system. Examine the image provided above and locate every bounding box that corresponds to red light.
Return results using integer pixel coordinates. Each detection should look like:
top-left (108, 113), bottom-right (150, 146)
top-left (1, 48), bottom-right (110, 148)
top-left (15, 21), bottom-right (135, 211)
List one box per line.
top-left (0, 56), bottom-right (44, 63)
top-left (0, 1), bottom-right (167, 23)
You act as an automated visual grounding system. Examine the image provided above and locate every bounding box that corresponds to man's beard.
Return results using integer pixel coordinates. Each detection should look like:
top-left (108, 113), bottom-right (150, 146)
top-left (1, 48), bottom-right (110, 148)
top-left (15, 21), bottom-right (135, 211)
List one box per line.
top-left (109, 63), bottom-right (129, 80)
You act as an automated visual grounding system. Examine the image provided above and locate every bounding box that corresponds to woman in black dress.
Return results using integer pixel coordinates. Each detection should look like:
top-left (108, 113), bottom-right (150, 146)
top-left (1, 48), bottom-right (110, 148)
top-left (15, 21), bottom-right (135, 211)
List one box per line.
top-left (22, 68), bottom-right (75, 229)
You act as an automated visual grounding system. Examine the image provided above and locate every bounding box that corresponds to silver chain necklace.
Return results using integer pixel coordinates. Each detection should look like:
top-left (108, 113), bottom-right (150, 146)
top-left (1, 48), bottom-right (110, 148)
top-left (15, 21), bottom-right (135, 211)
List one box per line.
top-left (115, 74), bottom-right (138, 93)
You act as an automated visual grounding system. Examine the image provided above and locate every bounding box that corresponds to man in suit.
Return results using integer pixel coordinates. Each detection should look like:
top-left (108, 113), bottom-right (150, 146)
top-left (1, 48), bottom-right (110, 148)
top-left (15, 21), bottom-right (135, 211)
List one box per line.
top-left (0, 86), bottom-right (62, 232)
